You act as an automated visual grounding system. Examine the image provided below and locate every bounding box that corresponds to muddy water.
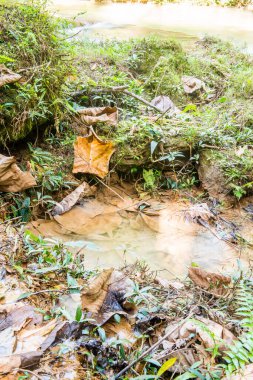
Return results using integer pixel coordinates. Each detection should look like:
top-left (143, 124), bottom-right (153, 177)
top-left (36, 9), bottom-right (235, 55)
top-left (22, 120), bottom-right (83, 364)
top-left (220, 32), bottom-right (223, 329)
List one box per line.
top-left (29, 195), bottom-right (251, 279)
top-left (44, 2), bottom-right (253, 277)
top-left (51, 1), bottom-right (253, 53)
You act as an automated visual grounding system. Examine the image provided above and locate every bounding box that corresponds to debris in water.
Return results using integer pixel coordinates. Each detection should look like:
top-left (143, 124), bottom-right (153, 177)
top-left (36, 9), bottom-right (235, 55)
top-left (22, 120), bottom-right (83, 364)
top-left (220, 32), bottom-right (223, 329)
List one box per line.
top-left (51, 181), bottom-right (96, 216)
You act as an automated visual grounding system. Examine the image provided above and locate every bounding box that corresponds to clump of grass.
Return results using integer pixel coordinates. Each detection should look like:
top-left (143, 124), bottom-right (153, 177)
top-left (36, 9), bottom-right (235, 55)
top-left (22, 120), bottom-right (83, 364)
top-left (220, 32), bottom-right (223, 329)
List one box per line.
top-left (0, 0), bottom-right (74, 144)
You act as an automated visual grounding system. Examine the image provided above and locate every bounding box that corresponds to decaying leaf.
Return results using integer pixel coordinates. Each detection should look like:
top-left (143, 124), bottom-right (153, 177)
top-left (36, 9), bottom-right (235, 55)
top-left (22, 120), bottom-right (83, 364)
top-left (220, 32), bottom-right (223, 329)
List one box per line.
top-left (0, 302), bottom-right (68, 374)
top-left (151, 95), bottom-right (180, 114)
top-left (0, 65), bottom-right (22, 88)
top-left (182, 76), bottom-right (205, 94)
top-left (104, 316), bottom-right (135, 345)
top-left (73, 134), bottom-right (116, 178)
top-left (0, 155), bottom-right (36, 192)
top-left (81, 269), bottom-right (135, 325)
top-left (188, 267), bottom-right (231, 296)
top-left (53, 199), bottom-right (122, 236)
top-left (51, 181), bottom-right (96, 216)
top-left (179, 317), bottom-right (235, 350)
top-left (184, 203), bottom-right (214, 223)
top-left (157, 317), bottom-right (235, 373)
top-left (78, 107), bottom-right (118, 126)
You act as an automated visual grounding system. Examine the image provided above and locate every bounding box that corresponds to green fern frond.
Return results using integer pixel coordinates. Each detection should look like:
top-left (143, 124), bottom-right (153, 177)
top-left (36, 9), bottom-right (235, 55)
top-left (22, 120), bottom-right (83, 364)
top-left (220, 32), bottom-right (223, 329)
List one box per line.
top-left (222, 280), bottom-right (253, 376)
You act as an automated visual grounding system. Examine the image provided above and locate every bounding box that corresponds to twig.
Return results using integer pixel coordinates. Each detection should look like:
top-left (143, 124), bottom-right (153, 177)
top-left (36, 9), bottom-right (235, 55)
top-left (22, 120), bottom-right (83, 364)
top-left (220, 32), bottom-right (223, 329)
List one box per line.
top-left (114, 308), bottom-right (196, 379)
top-left (95, 176), bottom-right (125, 201)
top-left (123, 89), bottom-right (161, 112)
top-left (71, 86), bottom-right (161, 112)
top-left (14, 368), bottom-right (45, 380)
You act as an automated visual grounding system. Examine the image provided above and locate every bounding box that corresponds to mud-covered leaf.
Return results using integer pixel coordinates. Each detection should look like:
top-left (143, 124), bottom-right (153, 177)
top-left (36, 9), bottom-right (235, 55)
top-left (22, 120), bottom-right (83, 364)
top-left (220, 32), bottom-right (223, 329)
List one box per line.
top-left (78, 106), bottom-right (118, 126)
top-left (73, 134), bottom-right (116, 178)
top-left (188, 267), bottom-right (231, 296)
top-left (184, 203), bottom-right (214, 223)
top-left (0, 155), bottom-right (36, 192)
top-left (51, 181), bottom-right (96, 216)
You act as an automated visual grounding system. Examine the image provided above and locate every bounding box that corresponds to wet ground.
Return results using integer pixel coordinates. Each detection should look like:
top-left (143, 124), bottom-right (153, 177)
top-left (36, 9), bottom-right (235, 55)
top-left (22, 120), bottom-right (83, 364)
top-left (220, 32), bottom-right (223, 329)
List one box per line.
top-left (28, 186), bottom-right (252, 279)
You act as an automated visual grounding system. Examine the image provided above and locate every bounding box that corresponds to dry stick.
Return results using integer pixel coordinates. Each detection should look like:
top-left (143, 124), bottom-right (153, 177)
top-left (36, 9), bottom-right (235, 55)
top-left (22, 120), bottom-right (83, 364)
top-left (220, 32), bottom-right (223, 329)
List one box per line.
top-left (71, 86), bottom-right (161, 113)
top-left (122, 89), bottom-right (161, 112)
top-left (95, 176), bottom-right (125, 202)
top-left (114, 308), bottom-right (197, 379)
top-left (14, 368), bottom-right (45, 380)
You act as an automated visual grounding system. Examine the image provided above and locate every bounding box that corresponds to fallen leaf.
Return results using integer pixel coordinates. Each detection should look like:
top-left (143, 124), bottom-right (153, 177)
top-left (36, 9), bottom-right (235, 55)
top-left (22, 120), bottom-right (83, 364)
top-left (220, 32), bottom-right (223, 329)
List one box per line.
top-left (73, 134), bottom-right (116, 178)
top-left (53, 200), bottom-right (122, 236)
top-left (151, 95), bottom-right (180, 114)
top-left (157, 357), bottom-right (177, 377)
top-left (78, 106), bottom-right (118, 126)
top-left (188, 267), bottom-right (231, 296)
top-left (0, 65), bottom-right (22, 88)
top-left (51, 181), bottom-right (96, 216)
top-left (104, 316), bottom-right (135, 346)
top-left (0, 155), bottom-right (36, 192)
top-left (0, 303), bottom-right (69, 374)
top-left (184, 203), bottom-right (213, 223)
top-left (182, 76), bottom-right (205, 94)
top-left (81, 269), bottom-right (135, 325)
top-left (179, 317), bottom-right (235, 350)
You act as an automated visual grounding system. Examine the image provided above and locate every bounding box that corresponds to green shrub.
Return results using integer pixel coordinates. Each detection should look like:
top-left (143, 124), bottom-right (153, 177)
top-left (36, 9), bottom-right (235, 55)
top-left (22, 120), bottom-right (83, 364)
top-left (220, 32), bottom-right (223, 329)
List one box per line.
top-left (0, 0), bottom-right (74, 143)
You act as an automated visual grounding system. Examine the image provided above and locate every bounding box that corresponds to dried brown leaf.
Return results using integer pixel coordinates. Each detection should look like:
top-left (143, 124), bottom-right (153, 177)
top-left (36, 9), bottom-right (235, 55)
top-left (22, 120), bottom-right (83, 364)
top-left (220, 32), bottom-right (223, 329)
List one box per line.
top-left (188, 267), bottom-right (231, 296)
top-left (81, 269), bottom-right (135, 325)
top-left (51, 181), bottom-right (96, 216)
top-left (73, 134), bottom-right (116, 178)
top-left (182, 76), bottom-right (205, 94)
top-left (0, 65), bottom-right (22, 88)
top-left (78, 107), bottom-right (118, 126)
top-left (0, 155), bottom-right (36, 192)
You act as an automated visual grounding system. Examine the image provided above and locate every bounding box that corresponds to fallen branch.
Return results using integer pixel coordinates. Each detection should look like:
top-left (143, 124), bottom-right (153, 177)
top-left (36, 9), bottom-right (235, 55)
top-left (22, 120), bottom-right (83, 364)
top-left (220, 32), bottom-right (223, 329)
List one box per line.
top-left (71, 86), bottom-right (161, 112)
top-left (114, 308), bottom-right (197, 379)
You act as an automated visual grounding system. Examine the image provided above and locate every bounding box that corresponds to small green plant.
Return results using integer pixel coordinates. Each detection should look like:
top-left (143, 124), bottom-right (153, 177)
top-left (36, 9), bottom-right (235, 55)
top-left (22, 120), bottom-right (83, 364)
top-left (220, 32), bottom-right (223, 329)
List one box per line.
top-left (221, 280), bottom-right (253, 376)
top-left (143, 169), bottom-right (161, 191)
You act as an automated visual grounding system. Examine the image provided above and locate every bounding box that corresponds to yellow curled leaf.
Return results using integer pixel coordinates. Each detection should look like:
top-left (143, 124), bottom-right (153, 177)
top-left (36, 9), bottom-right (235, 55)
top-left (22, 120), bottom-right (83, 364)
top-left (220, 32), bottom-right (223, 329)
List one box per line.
top-left (157, 358), bottom-right (177, 378)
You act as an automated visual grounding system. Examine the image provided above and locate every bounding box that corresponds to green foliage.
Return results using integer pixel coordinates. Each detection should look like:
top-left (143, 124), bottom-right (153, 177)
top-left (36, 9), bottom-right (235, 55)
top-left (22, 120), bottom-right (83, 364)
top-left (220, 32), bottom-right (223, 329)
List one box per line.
top-left (222, 280), bottom-right (253, 376)
top-left (29, 144), bottom-right (74, 193)
top-left (0, 0), bottom-right (74, 143)
top-left (143, 169), bottom-right (161, 191)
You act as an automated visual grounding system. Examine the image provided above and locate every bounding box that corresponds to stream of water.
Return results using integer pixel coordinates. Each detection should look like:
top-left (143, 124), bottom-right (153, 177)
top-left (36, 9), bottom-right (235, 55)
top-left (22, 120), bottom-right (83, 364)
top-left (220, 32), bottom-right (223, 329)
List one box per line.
top-left (52, 1), bottom-right (253, 53)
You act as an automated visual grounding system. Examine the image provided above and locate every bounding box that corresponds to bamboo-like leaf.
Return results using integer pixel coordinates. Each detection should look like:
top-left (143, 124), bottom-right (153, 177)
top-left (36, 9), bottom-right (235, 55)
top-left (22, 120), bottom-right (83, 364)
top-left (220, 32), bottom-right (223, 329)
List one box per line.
top-left (157, 357), bottom-right (177, 377)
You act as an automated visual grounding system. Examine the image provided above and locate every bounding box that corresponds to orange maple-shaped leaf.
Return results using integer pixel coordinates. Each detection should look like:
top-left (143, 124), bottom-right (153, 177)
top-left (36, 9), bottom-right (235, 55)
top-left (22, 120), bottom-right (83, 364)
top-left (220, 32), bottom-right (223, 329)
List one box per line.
top-left (73, 134), bottom-right (116, 178)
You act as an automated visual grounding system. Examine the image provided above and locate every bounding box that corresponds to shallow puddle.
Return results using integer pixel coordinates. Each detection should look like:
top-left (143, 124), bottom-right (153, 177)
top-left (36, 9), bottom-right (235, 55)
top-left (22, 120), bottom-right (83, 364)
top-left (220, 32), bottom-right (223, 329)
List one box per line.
top-left (29, 195), bottom-right (250, 279)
